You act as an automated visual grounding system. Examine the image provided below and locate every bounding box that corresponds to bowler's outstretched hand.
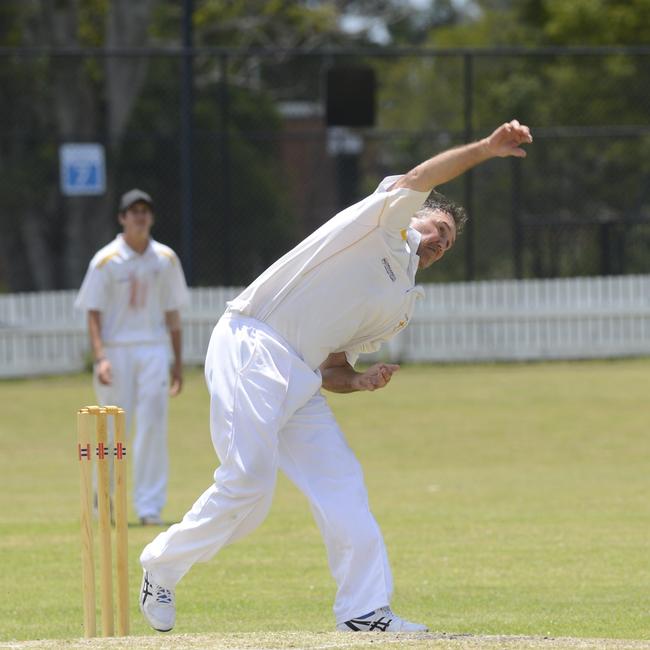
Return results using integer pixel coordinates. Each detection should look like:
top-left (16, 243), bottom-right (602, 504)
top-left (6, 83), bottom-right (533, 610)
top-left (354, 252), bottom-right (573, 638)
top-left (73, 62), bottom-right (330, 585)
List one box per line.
top-left (392, 118), bottom-right (533, 192)
top-left (352, 363), bottom-right (400, 391)
top-left (484, 119), bottom-right (533, 158)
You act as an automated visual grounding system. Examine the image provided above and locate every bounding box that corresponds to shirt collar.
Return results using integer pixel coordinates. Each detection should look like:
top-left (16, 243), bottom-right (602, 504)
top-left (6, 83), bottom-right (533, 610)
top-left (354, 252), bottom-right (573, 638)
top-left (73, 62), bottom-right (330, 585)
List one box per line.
top-left (116, 233), bottom-right (153, 260)
top-left (406, 227), bottom-right (421, 280)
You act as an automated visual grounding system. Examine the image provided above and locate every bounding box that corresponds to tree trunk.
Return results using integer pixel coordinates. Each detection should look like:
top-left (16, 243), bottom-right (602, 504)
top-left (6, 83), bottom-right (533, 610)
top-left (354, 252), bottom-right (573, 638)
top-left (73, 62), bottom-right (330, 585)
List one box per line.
top-left (106, 0), bottom-right (158, 140)
top-left (20, 209), bottom-right (57, 291)
top-left (12, 0), bottom-right (158, 290)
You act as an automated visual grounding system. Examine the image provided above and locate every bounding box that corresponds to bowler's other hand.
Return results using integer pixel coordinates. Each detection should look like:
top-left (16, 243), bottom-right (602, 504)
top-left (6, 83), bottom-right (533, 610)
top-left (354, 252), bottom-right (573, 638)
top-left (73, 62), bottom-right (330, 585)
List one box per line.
top-left (170, 363), bottom-right (183, 397)
top-left (353, 363), bottom-right (400, 391)
top-left (96, 358), bottom-right (112, 386)
top-left (485, 119), bottom-right (532, 158)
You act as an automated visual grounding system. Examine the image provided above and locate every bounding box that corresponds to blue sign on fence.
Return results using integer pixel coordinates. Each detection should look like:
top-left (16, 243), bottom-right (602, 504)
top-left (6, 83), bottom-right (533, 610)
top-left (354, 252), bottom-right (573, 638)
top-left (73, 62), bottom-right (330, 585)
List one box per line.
top-left (59, 143), bottom-right (106, 196)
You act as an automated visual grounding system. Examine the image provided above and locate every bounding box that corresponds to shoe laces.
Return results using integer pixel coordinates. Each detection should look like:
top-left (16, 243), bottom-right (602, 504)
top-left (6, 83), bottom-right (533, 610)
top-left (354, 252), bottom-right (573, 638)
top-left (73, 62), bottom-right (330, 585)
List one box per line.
top-left (375, 606), bottom-right (395, 618)
top-left (155, 585), bottom-right (174, 605)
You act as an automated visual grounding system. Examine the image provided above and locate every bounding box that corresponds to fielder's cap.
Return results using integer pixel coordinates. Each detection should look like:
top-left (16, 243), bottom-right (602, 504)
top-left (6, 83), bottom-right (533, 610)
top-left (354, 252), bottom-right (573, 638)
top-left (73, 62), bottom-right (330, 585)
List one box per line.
top-left (119, 188), bottom-right (154, 212)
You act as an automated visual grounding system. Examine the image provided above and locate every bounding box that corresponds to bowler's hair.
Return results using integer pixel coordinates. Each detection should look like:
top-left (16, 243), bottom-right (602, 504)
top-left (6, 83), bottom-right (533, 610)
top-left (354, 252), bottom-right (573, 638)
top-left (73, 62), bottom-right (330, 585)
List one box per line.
top-left (415, 191), bottom-right (468, 234)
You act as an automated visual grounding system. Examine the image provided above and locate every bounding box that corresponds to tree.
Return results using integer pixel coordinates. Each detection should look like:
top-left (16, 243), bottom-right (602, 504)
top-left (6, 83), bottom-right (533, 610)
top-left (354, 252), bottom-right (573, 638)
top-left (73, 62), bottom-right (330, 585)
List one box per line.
top-left (0, 0), bottom-right (158, 291)
top-left (0, 0), bottom-right (365, 290)
top-left (375, 0), bottom-right (650, 278)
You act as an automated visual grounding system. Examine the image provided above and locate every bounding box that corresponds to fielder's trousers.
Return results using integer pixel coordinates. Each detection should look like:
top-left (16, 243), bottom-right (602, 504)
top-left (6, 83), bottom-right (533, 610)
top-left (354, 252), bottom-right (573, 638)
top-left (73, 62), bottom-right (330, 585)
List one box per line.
top-left (95, 342), bottom-right (170, 519)
top-left (140, 313), bottom-right (393, 623)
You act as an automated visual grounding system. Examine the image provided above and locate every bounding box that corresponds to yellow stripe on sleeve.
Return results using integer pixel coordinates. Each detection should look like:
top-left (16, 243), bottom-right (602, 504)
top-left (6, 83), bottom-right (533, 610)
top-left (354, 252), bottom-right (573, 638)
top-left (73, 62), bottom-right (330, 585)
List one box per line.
top-left (96, 252), bottom-right (119, 268)
top-left (160, 250), bottom-right (177, 264)
top-left (400, 229), bottom-right (408, 241)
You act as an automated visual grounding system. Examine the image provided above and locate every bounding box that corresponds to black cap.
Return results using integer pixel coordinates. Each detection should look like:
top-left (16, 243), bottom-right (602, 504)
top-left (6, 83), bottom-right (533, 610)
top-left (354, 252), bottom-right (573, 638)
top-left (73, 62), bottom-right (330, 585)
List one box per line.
top-left (119, 188), bottom-right (154, 212)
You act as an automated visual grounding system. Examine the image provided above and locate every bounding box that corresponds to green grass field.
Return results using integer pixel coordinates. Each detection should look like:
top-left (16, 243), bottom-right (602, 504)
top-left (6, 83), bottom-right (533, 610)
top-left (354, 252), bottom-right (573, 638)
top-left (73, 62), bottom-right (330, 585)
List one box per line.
top-left (1, 360), bottom-right (649, 648)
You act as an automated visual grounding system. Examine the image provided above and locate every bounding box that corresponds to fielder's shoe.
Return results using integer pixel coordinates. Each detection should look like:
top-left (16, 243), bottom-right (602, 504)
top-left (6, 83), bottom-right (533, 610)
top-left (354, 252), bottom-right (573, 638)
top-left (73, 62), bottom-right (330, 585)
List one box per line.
top-left (140, 514), bottom-right (164, 526)
top-left (139, 570), bottom-right (175, 632)
top-left (337, 606), bottom-right (428, 632)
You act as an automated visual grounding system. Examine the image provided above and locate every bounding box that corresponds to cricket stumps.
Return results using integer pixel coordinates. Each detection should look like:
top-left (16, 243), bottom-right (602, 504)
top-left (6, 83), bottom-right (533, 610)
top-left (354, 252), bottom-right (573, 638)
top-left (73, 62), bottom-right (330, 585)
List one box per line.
top-left (77, 405), bottom-right (129, 638)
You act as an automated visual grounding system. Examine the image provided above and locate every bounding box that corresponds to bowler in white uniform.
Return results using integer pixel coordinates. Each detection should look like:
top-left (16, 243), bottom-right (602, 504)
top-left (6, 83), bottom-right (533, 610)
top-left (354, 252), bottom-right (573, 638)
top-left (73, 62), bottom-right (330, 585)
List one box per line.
top-left (139, 121), bottom-right (532, 632)
top-left (76, 189), bottom-right (189, 525)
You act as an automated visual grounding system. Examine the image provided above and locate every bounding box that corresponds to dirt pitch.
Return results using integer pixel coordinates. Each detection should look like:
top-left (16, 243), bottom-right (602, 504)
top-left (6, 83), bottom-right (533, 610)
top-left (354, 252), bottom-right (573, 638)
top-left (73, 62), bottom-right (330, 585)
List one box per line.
top-left (2, 632), bottom-right (650, 650)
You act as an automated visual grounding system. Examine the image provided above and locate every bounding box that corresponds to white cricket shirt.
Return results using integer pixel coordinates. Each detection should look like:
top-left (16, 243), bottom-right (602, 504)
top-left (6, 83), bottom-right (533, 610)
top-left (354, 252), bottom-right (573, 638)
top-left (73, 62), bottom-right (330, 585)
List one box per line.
top-left (228, 176), bottom-right (429, 369)
top-left (75, 235), bottom-right (189, 345)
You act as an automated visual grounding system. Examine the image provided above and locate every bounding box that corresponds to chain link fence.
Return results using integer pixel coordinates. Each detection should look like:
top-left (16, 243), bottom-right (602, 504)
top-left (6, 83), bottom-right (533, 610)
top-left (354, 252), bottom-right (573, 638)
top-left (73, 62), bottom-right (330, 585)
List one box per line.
top-left (0, 46), bottom-right (649, 291)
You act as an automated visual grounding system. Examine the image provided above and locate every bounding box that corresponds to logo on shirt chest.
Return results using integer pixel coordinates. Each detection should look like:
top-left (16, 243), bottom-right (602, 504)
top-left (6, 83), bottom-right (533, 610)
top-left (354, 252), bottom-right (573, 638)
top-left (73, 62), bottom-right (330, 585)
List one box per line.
top-left (128, 273), bottom-right (148, 309)
top-left (381, 258), bottom-right (397, 282)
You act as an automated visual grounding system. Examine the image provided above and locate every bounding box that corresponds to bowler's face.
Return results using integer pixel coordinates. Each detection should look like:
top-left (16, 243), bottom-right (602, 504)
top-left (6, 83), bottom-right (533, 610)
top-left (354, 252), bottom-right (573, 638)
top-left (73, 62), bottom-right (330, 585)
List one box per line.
top-left (412, 210), bottom-right (457, 269)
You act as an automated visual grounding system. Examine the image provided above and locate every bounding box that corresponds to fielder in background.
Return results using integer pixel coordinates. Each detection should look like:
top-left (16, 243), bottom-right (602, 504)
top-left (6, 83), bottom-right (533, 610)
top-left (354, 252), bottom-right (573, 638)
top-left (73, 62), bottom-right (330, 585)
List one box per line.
top-left (139, 121), bottom-right (533, 632)
top-left (76, 189), bottom-right (190, 526)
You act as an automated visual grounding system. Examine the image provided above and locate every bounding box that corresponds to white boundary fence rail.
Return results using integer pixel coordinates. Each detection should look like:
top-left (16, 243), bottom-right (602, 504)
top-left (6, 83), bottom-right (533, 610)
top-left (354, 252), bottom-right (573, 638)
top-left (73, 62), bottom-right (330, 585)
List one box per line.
top-left (0, 287), bottom-right (243, 378)
top-left (391, 275), bottom-right (650, 362)
top-left (1, 276), bottom-right (649, 378)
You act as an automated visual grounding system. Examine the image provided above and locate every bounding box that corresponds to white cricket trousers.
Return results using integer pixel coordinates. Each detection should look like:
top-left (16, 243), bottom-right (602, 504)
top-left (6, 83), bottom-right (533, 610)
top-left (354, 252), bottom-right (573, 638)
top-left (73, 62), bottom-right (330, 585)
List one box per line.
top-left (94, 343), bottom-right (170, 519)
top-left (140, 313), bottom-right (393, 623)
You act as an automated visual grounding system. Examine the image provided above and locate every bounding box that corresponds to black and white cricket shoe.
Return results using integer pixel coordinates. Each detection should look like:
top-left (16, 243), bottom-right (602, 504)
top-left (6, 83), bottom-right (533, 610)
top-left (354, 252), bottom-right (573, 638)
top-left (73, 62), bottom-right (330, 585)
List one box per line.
top-left (139, 570), bottom-right (176, 632)
top-left (336, 606), bottom-right (428, 632)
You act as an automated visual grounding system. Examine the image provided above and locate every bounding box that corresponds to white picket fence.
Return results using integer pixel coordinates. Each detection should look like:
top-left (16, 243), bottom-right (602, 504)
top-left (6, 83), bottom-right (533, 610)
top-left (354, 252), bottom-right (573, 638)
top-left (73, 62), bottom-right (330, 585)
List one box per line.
top-left (1, 276), bottom-right (649, 378)
top-left (394, 275), bottom-right (650, 362)
top-left (0, 287), bottom-right (242, 378)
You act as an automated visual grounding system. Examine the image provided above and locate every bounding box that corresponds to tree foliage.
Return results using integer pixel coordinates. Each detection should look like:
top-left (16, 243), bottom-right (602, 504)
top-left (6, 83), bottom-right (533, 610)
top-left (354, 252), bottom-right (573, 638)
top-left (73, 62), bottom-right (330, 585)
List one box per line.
top-left (1, 1), bottom-right (648, 290)
top-left (374, 0), bottom-right (650, 279)
top-left (0, 0), bottom-right (158, 291)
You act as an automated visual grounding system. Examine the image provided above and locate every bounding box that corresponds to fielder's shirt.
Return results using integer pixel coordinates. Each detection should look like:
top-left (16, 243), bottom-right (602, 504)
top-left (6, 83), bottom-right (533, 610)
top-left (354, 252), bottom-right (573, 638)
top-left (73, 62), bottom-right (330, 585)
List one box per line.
top-left (228, 176), bottom-right (428, 369)
top-left (75, 235), bottom-right (189, 345)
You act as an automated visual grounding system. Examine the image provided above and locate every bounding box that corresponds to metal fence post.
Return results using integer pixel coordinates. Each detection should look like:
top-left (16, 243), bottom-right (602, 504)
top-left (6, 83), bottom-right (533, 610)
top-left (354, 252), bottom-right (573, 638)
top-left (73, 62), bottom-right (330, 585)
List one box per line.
top-left (180, 0), bottom-right (194, 284)
top-left (600, 221), bottom-right (612, 276)
top-left (463, 53), bottom-right (475, 281)
top-left (219, 53), bottom-right (233, 285)
top-left (512, 157), bottom-right (523, 278)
